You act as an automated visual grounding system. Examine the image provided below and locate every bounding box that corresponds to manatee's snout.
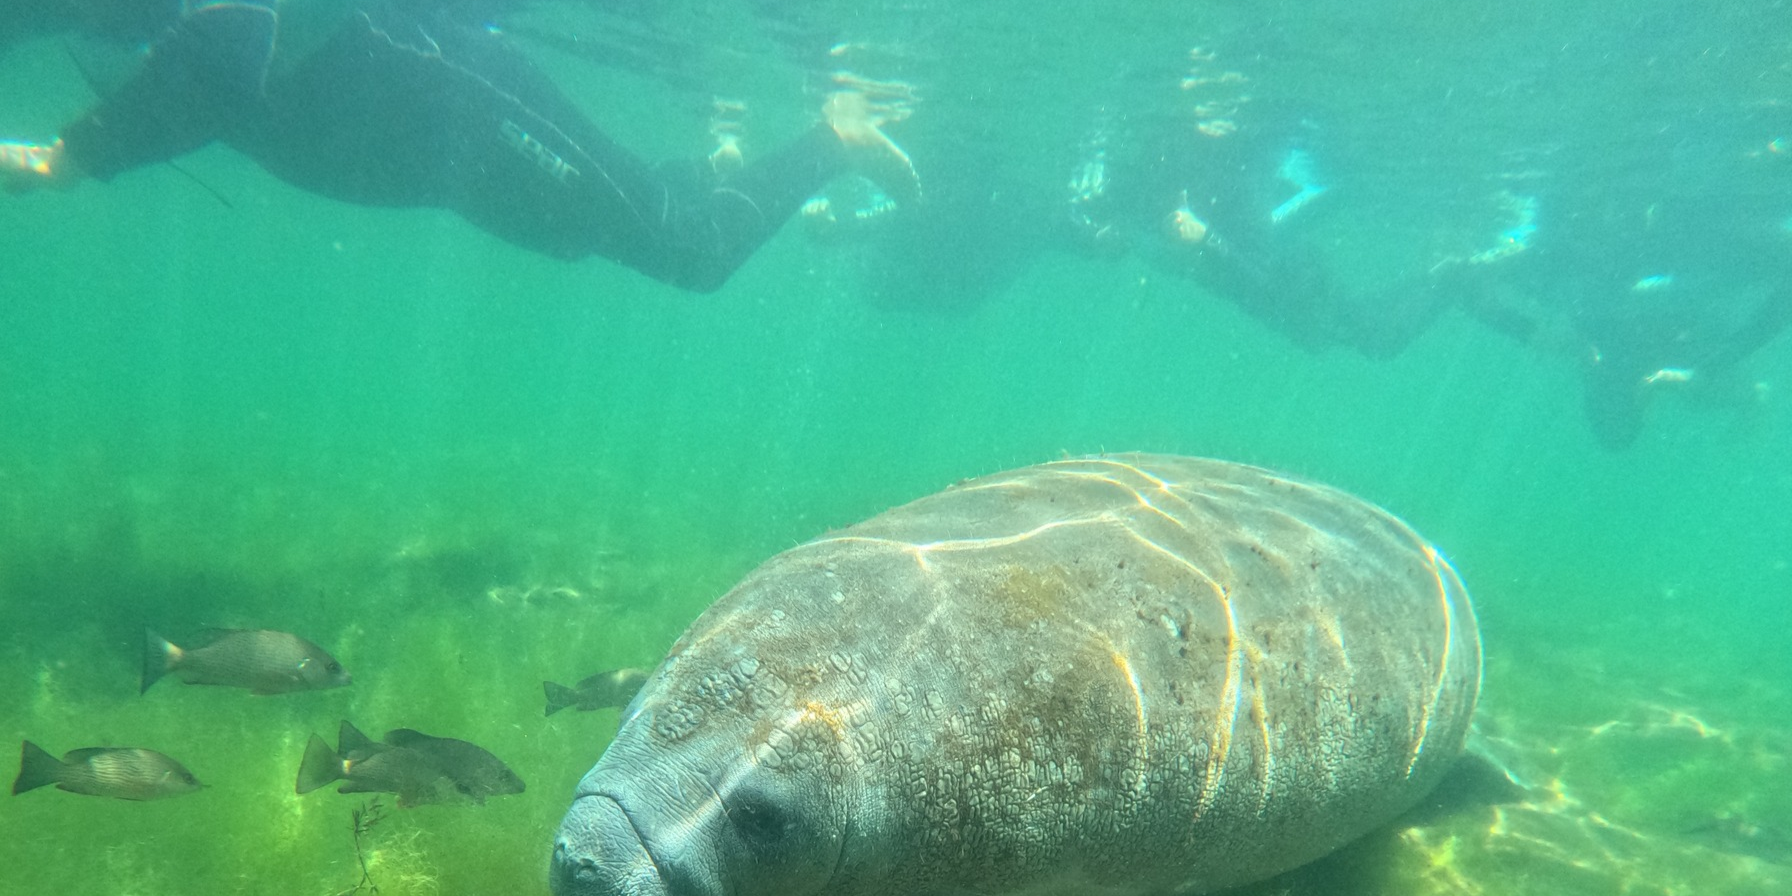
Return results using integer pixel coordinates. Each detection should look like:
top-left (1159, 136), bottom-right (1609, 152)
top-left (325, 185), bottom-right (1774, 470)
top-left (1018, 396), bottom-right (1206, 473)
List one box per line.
top-left (551, 794), bottom-right (667, 896)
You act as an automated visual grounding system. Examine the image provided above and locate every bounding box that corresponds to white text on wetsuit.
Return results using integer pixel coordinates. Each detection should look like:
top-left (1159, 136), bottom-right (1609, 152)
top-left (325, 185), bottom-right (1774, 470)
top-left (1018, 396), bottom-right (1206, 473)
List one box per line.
top-left (500, 120), bottom-right (579, 184)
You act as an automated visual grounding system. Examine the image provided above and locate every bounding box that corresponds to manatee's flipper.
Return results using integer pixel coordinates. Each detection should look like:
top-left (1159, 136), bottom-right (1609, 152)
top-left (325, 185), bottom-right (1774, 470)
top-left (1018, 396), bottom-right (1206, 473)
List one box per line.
top-left (11, 741), bottom-right (64, 795)
top-left (1394, 752), bottom-right (1530, 829)
top-left (295, 734), bottom-right (343, 794)
top-left (140, 629), bottom-right (181, 695)
top-left (544, 681), bottom-right (578, 716)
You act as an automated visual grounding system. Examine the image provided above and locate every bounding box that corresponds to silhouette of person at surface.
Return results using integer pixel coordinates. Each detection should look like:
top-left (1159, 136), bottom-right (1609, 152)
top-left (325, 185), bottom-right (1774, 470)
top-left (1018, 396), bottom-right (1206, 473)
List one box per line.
top-left (1457, 180), bottom-right (1792, 450)
top-left (1059, 55), bottom-right (1457, 360)
top-left (0, 0), bottom-right (917, 292)
top-left (1434, 103), bottom-right (1792, 450)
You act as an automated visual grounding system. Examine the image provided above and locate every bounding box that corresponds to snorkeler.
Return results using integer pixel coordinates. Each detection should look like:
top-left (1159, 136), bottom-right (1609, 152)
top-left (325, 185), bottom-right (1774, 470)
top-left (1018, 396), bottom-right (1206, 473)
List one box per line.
top-left (1061, 52), bottom-right (1453, 359)
top-left (1453, 182), bottom-right (1792, 450)
top-left (0, 0), bottom-right (918, 292)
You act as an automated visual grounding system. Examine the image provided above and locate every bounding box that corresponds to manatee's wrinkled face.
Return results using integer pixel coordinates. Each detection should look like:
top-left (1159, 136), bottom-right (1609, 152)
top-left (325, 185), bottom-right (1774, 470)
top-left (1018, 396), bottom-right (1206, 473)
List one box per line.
top-left (551, 644), bottom-right (864, 896)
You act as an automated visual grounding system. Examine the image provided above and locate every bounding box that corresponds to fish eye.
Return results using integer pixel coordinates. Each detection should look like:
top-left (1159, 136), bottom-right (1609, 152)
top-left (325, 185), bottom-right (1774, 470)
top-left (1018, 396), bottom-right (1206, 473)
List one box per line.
top-left (327, 661), bottom-right (343, 674)
top-left (726, 790), bottom-right (791, 845)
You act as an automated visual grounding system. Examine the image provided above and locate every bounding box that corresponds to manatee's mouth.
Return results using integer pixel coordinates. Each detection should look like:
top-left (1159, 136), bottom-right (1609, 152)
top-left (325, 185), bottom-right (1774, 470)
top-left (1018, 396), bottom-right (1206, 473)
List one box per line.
top-left (551, 793), bottom-right (668, 896)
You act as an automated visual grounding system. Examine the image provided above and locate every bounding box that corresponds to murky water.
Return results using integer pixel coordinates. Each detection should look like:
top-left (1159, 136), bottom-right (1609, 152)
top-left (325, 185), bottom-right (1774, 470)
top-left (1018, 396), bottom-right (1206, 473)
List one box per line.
top-left (2, 1), bottom-right (1788, 893)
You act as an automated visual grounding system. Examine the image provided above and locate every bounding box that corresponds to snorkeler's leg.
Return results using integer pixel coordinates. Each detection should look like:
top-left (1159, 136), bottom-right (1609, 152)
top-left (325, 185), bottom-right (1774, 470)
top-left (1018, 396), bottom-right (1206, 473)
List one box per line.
top-left (53, 1), bottom-right (278, 181)
top-left (575, 79), bottom-right (919, 288)
top-left (663, 86), bottom-right (927, 288)
top-left (1331, 272), bottom-right (1456, 359)
top-left (821, 83), bottom-right (919, 203)
top-left (247, 9), bottom-right (896, 290)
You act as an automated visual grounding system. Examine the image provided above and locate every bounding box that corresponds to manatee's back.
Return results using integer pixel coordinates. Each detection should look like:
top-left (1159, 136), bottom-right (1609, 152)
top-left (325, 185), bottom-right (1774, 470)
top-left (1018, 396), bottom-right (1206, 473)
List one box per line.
top-left (599, 454), bottom-right (1479, 896)
top-left (711, 453), bottom-right (1480, 895)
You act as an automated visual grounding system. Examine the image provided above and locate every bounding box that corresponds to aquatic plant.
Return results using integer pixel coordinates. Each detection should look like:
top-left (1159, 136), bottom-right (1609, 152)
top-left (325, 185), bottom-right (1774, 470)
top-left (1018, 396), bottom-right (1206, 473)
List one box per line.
top-left (340, 797), bottom-right (386, 896)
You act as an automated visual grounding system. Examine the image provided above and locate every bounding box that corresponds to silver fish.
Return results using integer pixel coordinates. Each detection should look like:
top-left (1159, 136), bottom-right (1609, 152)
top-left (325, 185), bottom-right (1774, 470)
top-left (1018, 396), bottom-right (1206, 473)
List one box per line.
top-left (12, 740), bottom-right (203, 801)
top-left (544, 668), bottom-right (650, 716)
top-left (142, 628), bottom-right (351, 695)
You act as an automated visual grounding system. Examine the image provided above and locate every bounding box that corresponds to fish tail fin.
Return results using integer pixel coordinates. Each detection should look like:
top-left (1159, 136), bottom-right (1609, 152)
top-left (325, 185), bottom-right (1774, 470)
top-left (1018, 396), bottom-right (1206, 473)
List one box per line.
top-left (12, 740), bottom-right (63, 795)
top-left (543, 681), bottom-right (577, 716)
top-left (295, 734), bottom-right (344, 794)
top-left (141, 628), bottom-right (180, 695)
top-left (337, 720), bottom-right (377, 755)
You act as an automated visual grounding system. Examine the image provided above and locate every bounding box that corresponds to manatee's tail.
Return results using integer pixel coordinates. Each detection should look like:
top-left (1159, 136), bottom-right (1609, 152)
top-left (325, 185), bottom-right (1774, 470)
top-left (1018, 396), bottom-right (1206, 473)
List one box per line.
top-left (544, 681), bottom-right (578, 716)
top-left (295, 734), bottom-right (345, 794)
top-left (12, 740), bottom-right (63, 795)
top-left (140, 628), bottom-right (182, 695)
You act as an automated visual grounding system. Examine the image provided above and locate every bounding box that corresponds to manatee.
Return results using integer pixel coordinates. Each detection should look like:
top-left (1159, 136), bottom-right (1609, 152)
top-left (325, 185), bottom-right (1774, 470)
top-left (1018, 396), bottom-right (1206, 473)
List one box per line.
top-left (550, 454), bottom-right (1481, 896)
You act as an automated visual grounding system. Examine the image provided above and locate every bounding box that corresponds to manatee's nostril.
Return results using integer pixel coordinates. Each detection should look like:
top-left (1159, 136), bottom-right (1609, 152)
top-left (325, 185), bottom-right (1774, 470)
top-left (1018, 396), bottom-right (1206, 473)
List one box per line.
top-left (554, 793), bottom-right (666, 895)
top-left (550, 845), bottom-right (601, 896)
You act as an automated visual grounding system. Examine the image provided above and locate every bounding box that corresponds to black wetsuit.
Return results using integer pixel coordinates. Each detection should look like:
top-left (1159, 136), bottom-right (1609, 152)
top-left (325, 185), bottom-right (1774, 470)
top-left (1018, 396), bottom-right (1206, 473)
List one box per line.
top-left (1074, 105), bottom-right (1442, 359)
top-left (1538, 195), bottom-right (1790, 450)
top-left (29, 0), bottom-right (848, 291)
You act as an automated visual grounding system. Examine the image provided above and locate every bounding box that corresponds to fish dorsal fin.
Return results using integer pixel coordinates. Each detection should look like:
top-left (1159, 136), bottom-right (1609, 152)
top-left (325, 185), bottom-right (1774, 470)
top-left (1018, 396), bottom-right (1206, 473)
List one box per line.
top-left (338, 720), bottom-right (378, 755)
top-left (196, 627), bottom-right (253, 641)
top-left (186, 627), bottom-right (259, 652)
top-left (382, 728), bottom-right (435, 749)
top-left (60, 747), bottom-right (117, 763)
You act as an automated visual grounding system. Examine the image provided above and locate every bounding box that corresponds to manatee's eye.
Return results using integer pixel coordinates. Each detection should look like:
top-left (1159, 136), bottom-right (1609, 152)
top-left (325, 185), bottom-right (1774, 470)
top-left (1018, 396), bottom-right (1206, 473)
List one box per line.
top-left (726, 790), bottom-right (791, 845)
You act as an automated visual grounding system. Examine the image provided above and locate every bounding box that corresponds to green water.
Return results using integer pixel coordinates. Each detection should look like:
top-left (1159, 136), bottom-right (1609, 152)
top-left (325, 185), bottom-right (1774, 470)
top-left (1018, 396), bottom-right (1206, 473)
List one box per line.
top-left (3, 1), bottom-right (1789, 894)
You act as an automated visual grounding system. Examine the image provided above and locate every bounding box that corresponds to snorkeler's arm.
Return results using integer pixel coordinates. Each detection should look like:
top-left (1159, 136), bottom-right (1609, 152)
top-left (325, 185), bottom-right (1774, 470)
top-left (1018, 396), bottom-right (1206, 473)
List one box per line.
top-left (0, 138), bottom-right (82, 192)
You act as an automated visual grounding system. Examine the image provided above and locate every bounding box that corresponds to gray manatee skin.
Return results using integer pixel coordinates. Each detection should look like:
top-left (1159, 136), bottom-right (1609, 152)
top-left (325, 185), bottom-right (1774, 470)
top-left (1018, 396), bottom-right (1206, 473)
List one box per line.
top-left (551, 454), bottom-right (1480, 896)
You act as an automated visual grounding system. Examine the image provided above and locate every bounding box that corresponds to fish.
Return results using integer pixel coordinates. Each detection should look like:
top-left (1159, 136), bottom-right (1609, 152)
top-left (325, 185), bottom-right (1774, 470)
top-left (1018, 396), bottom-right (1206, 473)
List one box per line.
top-left (381, 728), bottom-right (526, 803)
top-left (544, 668), bottom-right (650, 716)
top-left (12, 740), bottom-right (203, 801)
top-left (142, 627), bottom-right (351, 695)
top-left (296, 720), bottom-right (523, 808)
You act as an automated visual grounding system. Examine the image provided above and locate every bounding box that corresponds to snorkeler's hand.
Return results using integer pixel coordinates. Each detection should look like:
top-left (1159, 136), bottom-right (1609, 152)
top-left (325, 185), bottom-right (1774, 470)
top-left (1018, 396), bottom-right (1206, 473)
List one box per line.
top-left (1, 138), bottom-right (80, 194)
top-left (824, 77), bottom-right (921, 205)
